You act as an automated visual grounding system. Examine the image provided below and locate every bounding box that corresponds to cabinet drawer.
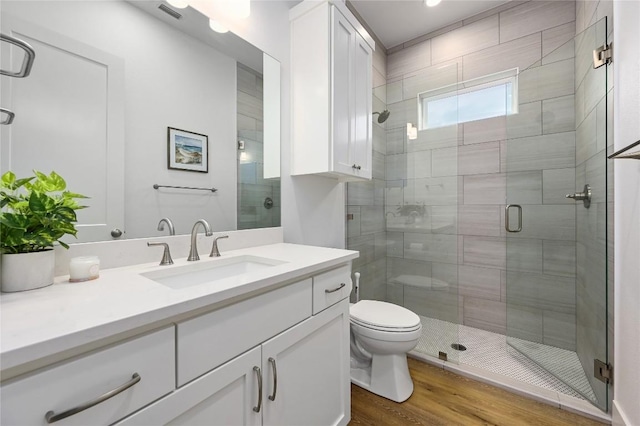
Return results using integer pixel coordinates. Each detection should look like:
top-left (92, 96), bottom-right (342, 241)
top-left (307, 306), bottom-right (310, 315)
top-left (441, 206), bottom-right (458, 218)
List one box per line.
top-left (312, 264), bottom-right (351, 314)
top-left (0, 327), bottom-right (175, 426)
top-left (177, 279), bottom-right (312, 386)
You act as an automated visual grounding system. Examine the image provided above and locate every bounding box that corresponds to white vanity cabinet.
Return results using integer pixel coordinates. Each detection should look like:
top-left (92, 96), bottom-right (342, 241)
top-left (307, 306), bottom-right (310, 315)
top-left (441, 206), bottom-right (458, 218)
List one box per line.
top-left (0, 249), bottom-right (355, 426)
top-left (118, 302), bottom-right (349, 426)
top-left (291, 0), bottom-right (374, 181)
top-left (116, 264), bottom-right (352, 426)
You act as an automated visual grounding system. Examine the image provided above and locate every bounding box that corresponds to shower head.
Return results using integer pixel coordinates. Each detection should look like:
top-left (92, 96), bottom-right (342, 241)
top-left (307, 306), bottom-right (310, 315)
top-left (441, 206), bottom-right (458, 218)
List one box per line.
top-left (373, 109), bottom-right (390, 124)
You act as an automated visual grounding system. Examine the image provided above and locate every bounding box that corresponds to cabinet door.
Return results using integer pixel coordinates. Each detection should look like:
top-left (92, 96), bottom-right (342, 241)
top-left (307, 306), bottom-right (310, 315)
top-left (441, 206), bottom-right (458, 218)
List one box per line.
top-left (116, 347), bottom-right (261, 426)
top-left (331, 7), bottom-right (357, 176)
top-left (262, 301), bottom-right (350, 426)
top-left (352, 32), bottom-right (373, 179)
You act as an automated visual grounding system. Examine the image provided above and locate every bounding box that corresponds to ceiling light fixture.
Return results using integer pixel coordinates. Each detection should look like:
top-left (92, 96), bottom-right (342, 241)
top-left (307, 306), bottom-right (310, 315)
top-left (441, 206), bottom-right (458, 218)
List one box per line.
top-left (167, 0), bottom-right (189, 9)
top-left (209, 19), bottom-right (229, 33)
top-left (188, 0), bottom-right (251, 34)
top-left (425, 0), bottom-right (442, 7)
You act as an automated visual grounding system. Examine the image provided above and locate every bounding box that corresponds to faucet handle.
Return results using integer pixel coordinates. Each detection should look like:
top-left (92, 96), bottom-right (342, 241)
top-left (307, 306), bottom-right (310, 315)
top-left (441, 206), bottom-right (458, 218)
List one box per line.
top-left (210, 235), bottom-right (229, 257)
top-left (147, 242), bottom-right (174, 265)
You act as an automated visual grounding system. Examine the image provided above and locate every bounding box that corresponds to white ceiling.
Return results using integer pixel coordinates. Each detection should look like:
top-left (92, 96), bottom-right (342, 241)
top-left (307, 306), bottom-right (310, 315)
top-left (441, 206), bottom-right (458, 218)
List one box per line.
top-left (349, 0), bottom-right (511, 50)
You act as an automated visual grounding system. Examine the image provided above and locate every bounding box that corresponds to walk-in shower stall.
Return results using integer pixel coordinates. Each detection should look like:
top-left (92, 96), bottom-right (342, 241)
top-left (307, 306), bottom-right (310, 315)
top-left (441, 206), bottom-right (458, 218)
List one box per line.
top-left (347, 11), bottom-right (612, 412)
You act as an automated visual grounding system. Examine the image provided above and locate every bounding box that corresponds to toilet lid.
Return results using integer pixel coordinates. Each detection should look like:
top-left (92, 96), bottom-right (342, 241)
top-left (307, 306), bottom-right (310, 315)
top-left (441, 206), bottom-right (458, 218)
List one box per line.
top-left (350, 300), bottom-right (421, 330)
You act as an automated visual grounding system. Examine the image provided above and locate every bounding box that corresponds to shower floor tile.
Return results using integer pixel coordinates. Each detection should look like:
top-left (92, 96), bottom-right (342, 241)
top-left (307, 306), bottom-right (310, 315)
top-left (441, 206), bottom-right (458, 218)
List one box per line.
top-left (414, 316), bottom-right (596, 403)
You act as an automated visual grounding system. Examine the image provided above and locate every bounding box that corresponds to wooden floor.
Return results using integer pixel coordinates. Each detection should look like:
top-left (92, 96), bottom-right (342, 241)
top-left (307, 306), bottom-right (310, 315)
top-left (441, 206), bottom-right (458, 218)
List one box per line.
top-left (350, 358), bottom-right (605, 426)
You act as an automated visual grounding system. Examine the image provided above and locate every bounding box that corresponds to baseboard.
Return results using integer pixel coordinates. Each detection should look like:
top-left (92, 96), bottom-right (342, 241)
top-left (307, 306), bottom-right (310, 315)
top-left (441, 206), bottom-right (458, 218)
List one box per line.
top-left (612, 400), bottom-right (631, 426)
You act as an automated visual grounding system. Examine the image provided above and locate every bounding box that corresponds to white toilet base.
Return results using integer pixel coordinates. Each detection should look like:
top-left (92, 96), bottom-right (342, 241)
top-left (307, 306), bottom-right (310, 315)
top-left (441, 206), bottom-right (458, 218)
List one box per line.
top-left (350, 353), bottom-right (414, 402)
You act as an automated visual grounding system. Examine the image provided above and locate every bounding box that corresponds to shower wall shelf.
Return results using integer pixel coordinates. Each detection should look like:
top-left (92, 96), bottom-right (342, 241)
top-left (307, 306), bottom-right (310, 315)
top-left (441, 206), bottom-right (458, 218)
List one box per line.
top-left (608, 139), bottom-right (640, 160)
top-left (1, 33), bottom-right (37, 126)
top-left (153, 184), bottom-right (218, 193)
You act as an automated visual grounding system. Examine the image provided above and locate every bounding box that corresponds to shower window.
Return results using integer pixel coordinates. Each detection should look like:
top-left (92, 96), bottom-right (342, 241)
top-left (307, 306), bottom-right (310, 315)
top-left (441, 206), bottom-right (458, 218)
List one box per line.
top-left (419, 68), bottom-right (518, 129)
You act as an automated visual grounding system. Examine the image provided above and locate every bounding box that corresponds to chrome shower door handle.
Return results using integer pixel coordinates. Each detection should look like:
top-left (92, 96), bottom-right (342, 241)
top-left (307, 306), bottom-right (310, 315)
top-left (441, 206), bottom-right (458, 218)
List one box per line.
top-left (504, 204), bottom-right (523, 233)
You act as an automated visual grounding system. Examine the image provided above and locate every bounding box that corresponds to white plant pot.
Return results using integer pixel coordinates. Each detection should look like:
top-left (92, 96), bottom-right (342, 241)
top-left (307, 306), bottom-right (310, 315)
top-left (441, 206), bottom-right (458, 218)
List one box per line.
top-left (1, 250), bottom-right (55, 293)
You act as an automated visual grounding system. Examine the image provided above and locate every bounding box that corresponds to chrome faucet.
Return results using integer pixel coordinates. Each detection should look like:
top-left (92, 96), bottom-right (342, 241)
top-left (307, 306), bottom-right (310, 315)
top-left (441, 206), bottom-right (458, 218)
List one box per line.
top-left (157, 217), bottom-right (175, 235)
top-left (147, 242), bottom-right (174, 265)
top-left (210, 235), bottom-right (229, 257)
top-left (187, 219), bottom-right (213, 261)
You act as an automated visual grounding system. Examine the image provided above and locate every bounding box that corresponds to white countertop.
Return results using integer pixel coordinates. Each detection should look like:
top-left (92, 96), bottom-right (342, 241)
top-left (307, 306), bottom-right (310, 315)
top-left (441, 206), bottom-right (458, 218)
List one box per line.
top-left (0, 243), bottom-right (358, 373)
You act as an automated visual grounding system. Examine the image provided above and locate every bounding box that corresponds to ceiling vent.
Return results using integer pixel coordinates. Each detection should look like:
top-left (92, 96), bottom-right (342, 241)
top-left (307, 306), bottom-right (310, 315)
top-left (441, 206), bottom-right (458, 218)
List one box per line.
top-left (158, 4), bottom-right (183, 20)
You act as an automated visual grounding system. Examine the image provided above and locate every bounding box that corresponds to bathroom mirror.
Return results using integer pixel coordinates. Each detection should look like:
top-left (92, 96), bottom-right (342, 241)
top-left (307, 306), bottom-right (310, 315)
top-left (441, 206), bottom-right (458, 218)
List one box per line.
top-left (0, 0), bottom-right (281, 242)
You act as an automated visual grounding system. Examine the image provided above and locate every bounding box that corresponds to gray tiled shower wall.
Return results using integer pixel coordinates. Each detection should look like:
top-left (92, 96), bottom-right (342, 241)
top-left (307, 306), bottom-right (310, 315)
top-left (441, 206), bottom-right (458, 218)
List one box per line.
top-left (390, 1), bottom-right (580, 349)
top-left (349, 1), bottom-right (592, 351)
top-left (237, 64), bottom-right (281, 230)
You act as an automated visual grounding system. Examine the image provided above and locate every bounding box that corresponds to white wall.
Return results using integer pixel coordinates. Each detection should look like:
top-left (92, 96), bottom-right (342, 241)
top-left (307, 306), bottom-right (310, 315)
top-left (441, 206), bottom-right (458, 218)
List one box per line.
top-left (229, 1), bottom-right (347, 249)
top-left (612, 1), bottom-right (640, 425)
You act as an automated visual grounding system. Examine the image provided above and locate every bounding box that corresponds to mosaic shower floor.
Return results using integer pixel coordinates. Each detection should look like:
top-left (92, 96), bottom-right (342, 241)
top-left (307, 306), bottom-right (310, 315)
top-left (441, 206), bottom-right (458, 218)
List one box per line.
top-left (413, 316), bottom-right (597, 403)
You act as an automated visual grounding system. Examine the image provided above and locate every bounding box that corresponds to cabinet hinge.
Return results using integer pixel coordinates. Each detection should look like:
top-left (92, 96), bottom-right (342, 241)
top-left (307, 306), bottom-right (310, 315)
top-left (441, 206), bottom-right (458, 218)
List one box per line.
top-left (593, 43), bottom-right (612, 69)
top-left (438, 351), bottom-right (448, 362)
top-left (594, 359), bottom-right (612, 384)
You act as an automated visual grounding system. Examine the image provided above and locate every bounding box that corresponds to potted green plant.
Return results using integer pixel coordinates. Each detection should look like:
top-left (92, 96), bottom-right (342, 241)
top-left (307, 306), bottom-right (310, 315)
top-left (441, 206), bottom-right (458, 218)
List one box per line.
top-left (0, 170), bottom-right (87, 292)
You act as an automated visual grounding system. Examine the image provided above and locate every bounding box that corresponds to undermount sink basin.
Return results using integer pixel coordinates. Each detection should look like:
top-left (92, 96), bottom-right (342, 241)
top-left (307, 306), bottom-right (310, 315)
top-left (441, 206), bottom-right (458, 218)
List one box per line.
top-left (142, 255), bottom-right (286, 290)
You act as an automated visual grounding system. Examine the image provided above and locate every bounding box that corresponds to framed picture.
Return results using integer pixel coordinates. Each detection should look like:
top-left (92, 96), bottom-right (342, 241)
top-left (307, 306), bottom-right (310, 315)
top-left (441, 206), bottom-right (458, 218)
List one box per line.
top-left (167, 127), bottom-right (208, 173)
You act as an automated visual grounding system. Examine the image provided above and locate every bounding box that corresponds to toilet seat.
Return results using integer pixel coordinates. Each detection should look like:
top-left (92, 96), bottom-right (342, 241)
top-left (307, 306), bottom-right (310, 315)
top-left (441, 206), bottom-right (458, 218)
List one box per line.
top-left (350, 300), bottom-right (421, 332)
top-left (351, 317), bottom-right (422, 333)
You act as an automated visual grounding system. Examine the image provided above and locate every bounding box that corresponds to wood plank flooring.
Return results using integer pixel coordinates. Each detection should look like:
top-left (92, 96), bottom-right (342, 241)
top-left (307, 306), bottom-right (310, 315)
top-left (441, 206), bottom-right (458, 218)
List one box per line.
top-left (350, 358), bottom-right (605, 426)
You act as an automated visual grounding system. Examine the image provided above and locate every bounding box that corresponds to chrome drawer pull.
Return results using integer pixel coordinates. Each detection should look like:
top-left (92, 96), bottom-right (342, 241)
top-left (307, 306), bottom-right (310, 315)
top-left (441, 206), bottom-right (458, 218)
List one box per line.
top-left (325, 283), bottom-right (346, 294)
top-left (45, 373), bottom-right (141, 423)
top-left (253, 366), bottom-right (263, 413)
top-left (268, 357), bottom-right (278, 401)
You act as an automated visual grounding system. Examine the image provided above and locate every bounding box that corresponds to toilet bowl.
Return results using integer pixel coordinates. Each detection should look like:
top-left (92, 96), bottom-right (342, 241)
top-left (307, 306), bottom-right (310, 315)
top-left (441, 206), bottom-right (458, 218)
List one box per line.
top-left (349, 300), bottom-right (422, 402)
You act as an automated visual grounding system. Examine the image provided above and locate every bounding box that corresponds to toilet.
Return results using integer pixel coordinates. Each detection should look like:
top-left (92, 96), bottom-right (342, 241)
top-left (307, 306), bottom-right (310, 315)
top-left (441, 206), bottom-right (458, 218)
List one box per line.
top-left (349, 299), bottom-right (422, 402)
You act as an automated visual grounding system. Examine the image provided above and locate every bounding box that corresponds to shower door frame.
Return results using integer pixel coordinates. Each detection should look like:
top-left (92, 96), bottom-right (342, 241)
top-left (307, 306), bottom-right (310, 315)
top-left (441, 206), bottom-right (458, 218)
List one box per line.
top-left (504, 17), bottom-right (611, 411)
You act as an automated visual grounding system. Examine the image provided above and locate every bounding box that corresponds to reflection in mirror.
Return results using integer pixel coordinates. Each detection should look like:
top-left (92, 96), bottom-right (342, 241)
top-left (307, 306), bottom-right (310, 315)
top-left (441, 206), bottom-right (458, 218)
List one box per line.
top-left (237, 63), bottom-right (281, 230)
top-left (0, 0), bottom-right (280, 243)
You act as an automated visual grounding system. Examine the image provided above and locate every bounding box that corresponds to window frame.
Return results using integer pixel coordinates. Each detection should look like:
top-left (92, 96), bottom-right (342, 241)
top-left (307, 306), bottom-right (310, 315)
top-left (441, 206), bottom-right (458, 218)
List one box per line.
top-left (417, 68), bottom-right (519, 130)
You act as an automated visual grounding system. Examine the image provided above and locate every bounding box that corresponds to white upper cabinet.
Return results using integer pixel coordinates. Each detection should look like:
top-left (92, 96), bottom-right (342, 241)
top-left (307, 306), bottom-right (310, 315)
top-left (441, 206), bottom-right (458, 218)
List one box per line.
top-left (290, 0), bottom-right (374, 181)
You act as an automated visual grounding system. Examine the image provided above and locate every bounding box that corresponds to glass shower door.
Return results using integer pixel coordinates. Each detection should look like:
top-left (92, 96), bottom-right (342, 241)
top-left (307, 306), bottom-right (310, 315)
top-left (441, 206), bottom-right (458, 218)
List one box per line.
top-left (385, 62), bottom-right (462, 364)
top-left (505, 18), bottom-right (609, 410)
top-left (346, 61), bottom-right (462, 364)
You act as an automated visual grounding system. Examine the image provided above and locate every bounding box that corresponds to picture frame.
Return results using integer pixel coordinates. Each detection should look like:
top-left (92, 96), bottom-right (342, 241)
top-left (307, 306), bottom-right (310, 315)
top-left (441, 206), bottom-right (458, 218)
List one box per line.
top-left (167, 127), bottom-right (208, 173)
